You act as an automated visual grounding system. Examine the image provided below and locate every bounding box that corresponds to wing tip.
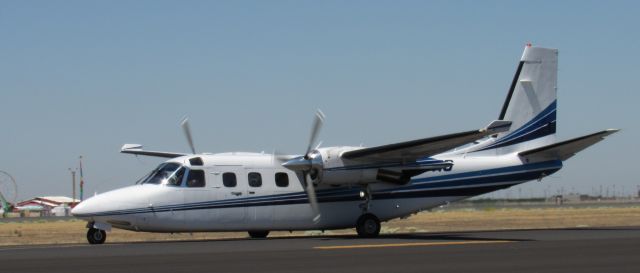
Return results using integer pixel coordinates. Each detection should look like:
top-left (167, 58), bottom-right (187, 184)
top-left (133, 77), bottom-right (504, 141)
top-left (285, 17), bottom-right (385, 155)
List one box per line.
top-left (602, 128), bottom-right (620, 138)
top-left (121, 144), bottom-right (143, 151)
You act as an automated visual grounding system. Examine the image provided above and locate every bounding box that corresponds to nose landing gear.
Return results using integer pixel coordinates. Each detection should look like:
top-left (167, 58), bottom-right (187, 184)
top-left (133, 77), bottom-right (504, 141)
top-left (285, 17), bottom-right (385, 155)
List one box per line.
top-left (87, 228), bottom-right (106, 244)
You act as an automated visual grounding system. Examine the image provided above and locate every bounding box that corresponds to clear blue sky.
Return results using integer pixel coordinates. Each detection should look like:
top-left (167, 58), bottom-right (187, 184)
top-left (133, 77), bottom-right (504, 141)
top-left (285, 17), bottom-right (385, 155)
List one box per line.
top-left (1, 1), bottom-right (638, 201)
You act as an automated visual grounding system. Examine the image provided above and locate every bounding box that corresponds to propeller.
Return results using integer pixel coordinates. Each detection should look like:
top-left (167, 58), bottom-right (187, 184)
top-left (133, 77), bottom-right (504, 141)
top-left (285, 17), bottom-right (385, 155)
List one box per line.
top-left (282, 109), bottom-right (325, 223)
top-left (305, 110), bottom-right (325, 158)
top-left (180, 117), bottom-right (196, 154)
top-left (305, 172), bottom-right (320, 223)
top-left (273, 150), bottom-right (295, 163)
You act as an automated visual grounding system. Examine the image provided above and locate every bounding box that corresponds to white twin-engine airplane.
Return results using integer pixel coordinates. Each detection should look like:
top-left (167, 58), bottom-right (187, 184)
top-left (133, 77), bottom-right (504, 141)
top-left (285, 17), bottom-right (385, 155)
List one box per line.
top-left (72, 45), bottom-right (618, 244)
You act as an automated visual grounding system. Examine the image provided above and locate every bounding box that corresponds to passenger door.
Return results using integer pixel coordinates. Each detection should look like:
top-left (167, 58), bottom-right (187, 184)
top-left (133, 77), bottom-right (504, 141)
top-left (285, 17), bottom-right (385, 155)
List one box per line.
top-left (246, 169), bottom-right (274, 228)
top-left (215, 167), bottom-right (247, 229)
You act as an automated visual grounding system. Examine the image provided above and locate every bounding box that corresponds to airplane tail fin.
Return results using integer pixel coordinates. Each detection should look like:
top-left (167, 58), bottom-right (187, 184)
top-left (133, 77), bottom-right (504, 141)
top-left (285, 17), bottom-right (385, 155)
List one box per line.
top-left (473, 45), bottom-right (559, 154)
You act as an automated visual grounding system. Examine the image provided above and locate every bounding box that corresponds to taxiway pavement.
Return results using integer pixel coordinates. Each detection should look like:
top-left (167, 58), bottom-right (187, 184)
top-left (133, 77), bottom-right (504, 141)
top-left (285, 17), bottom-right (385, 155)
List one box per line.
top-left (1, 227), bottom-right (639, 273)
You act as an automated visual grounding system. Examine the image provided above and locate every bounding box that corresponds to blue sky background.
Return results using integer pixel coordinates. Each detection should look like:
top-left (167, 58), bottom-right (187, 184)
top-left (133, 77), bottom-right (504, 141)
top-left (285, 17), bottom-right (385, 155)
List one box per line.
top-left (1, 1), bottom-right (638, 201)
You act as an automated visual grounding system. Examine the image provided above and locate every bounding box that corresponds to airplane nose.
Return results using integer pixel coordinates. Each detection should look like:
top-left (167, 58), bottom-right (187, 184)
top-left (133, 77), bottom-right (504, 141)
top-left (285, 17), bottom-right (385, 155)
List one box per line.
top-left (71, 190), bottom-right (112, 217)
top-left (70, 201), bottom-right (87, 216)
top-left (71, 185), bottom-right (150, 219)
top-left (71, 198), bottom-right (96, 218)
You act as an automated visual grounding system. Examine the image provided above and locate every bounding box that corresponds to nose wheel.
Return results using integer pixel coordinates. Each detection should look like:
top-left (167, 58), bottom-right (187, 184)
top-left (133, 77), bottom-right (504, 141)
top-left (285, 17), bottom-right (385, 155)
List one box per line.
top-left (87, 228), bottom-right (106, 244)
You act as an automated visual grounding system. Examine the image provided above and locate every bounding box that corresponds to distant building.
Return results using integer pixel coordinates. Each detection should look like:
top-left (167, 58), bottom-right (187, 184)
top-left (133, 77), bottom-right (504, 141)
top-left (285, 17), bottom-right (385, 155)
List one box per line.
top-left (16, 196), bottom-right (80, 216)
top-left (547, 194), bottom-right (597, 204)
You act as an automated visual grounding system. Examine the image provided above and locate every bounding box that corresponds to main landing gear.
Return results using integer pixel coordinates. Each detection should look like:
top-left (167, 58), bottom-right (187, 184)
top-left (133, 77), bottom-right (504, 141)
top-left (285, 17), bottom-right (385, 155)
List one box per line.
top-left (248, 231), bottom-right (270, 238)
top-left (355, 184), bottom-right (381, 238)
top-left (87, 228), bottom-right (107, 244)
top-left (356, 213), bottom-right (381, 238)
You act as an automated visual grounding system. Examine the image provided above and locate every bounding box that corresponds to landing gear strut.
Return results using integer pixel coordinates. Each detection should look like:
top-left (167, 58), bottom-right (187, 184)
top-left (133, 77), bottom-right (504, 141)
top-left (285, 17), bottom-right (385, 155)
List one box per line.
top-left (358, 185), bottom-right (372, 213)
top-left (356, 213), bottom-right (380, 238)
top-left (248, 231), bottom-right (270, 238)
top-left (87, 228), bottom-right (106, 244)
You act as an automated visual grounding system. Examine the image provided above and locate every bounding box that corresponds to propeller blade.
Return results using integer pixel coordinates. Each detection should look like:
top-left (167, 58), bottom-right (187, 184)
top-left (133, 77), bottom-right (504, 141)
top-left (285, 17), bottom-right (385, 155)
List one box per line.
top-left (304, 173), bottom-right (321, 223)
top-left (305, 110), bottom-right (325, 157)
top-left (180, 117), bottom-right (196, 154)
top-left (313, 141), bottom-right (323, 151)
top-left (273, 150), bottom-right (295, 163)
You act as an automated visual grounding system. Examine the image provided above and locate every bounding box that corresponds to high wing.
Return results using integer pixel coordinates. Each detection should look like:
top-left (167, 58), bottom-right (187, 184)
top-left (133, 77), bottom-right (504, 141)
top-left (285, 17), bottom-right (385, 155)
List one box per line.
top-left (341, 120), bottom-right (512, 162)
top-left (518, 129), bottom-right (619, 163)
top-left (120, 144), bottom-right (187, 158)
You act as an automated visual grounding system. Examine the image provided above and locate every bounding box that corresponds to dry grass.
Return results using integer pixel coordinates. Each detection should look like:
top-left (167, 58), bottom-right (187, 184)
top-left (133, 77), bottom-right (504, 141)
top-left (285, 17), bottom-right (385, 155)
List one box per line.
top-left (385, 206), bottom-right (640, 233)
top-left (1, 206), bottom-right (639, 246)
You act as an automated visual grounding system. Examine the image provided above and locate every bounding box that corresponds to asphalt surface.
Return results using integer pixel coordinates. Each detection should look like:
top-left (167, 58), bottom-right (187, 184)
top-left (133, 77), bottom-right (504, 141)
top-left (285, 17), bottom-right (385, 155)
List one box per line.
top-left (2, 227), bottom-right (640, 273)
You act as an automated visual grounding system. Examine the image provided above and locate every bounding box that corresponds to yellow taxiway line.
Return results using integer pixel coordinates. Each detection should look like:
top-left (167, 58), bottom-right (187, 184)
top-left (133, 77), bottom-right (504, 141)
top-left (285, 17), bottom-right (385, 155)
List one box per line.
top-left (314, 240), bottom-right (514, 250)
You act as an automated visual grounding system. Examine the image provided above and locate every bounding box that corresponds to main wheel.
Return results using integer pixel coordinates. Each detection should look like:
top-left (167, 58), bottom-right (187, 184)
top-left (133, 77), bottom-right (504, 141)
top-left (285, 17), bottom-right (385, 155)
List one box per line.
top-left (248, 231), bottom-right (270, 238)
top-left (356, 214), bottom-right (381, 238)
top-left (86, 228), bottom-right (106, 244)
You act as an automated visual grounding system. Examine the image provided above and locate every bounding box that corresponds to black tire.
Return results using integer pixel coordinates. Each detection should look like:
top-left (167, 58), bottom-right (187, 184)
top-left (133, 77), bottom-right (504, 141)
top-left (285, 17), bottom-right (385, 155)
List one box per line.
top-left (87, 228), bottom-right (106, 244)
top-left (248, 231), bottom-right (270, 238)
top-left (356, 214), bottom-right (381, 238)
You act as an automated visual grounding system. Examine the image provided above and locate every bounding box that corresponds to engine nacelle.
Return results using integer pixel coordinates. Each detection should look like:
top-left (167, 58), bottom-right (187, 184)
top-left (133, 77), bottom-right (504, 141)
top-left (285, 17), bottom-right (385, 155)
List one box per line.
top-left (312, 146), bottom-right (380, 185)
top-left (283, 146), bottom-right (447, 186)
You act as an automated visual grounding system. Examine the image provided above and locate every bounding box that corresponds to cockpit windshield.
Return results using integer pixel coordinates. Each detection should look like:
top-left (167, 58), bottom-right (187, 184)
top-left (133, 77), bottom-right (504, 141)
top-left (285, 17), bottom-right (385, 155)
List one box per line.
top-left (139, 163), bottom-right (186, 186)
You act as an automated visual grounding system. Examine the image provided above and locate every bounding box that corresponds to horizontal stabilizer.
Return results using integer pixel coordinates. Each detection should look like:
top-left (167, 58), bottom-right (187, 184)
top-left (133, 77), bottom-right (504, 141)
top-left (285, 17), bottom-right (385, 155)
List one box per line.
top-left (518, 129), bottom-right (619, 163)
top-left (341, 120), bottom-right (511, 163)
top-left (120, 144), bottom-right (187, 158)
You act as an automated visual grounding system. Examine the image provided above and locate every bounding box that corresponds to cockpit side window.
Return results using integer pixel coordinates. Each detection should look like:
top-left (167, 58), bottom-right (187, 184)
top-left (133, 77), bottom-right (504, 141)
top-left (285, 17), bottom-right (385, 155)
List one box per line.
top-left (167, 167), bottom-right (185, 186)
top-left (186, 170), bottom-right (206, 187)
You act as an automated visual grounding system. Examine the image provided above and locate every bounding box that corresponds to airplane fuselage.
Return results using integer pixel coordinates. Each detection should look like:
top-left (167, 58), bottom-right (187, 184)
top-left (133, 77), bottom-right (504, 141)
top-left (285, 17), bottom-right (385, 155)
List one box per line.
top-left (72, 152), bottom-right (561, 233)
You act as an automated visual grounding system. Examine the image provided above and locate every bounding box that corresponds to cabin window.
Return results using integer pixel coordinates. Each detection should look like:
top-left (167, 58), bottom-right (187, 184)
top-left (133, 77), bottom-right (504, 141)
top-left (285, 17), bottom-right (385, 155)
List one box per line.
top-left (248, 172), bottom-right (262, 187)
top-left (186, 169), bottom-right (205, 187)
top-left (275, 172), bottom-right (289, 187)
top-left (223, 172), bottom-right (237, 187)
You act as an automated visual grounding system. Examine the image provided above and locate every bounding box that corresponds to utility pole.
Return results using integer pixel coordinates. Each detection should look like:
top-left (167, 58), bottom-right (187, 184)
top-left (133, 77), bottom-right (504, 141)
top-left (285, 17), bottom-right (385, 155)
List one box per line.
top-left (600, 185), bottom-right (603, 198)
top-left (68, 168), bottom-right (76, 202)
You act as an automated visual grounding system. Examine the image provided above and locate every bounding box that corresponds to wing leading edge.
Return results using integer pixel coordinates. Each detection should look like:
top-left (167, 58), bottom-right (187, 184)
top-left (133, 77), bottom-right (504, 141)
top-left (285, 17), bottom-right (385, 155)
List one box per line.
top-left (341, 120), bottom-right (512, 163)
